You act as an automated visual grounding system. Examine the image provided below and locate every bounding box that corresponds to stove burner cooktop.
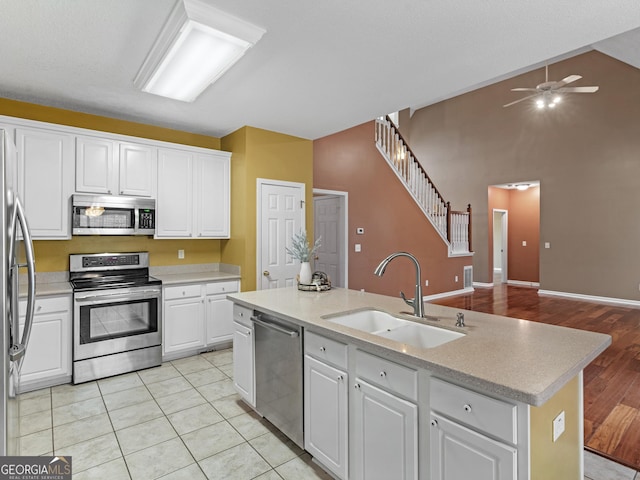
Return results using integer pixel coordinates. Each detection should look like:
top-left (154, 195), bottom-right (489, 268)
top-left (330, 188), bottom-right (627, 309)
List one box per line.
top-left (69, 252), bottom-right (161, 292)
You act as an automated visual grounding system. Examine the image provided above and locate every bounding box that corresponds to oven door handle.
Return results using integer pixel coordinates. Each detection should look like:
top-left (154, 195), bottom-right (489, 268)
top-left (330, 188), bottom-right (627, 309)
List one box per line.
top-left (74, 290), bottom-right (161, 302)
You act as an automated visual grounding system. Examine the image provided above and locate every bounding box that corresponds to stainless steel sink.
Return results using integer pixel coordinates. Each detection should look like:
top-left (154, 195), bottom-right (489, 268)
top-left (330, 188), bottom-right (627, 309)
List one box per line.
top-left (324, 308), bottom-right (464, 349)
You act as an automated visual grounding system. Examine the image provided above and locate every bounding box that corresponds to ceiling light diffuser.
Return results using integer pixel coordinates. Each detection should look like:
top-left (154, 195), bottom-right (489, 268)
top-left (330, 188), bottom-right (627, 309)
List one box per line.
top-left (134, 0), bottom-right (265, 102)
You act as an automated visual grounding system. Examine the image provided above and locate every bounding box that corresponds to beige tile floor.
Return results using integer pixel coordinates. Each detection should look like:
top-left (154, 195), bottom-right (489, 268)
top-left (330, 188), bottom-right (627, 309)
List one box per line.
top-left (18, 348), bottom-right (332, 480)
top-left (17, 347), bottom-right (639, 480)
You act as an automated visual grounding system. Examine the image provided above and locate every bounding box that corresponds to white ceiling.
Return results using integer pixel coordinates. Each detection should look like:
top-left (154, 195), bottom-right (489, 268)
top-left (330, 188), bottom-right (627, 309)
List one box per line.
top-left (0, 0), bottom-right (639, 140)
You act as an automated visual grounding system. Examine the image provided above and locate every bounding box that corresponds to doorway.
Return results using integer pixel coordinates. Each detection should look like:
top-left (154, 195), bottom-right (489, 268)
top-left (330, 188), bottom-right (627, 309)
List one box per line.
top-left (493, 209), bottom-right (508, 284)
top-left (256, 179), bottom-right (306, 289)
top-left (313, 189), bottom-right (348, 288)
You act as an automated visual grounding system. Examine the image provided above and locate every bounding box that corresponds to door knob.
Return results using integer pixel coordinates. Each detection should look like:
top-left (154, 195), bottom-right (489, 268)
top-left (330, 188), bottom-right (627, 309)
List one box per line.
top-left (263, 270), bottom-right (270, 277)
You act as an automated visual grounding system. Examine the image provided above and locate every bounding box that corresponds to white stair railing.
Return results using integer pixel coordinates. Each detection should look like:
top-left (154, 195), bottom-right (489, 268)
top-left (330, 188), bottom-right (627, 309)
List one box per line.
top-left (374, 116), bottom-right (472, 255)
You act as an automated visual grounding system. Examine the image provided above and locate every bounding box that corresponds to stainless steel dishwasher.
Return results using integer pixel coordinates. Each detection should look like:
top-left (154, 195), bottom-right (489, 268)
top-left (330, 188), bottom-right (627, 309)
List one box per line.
top-left (252, 312), bottom-right (304, 449)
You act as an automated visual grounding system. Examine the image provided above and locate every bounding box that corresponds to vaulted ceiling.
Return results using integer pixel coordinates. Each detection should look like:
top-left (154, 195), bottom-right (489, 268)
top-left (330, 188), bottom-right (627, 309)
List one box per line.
top-left (0, 0), bottom-right (638, 140)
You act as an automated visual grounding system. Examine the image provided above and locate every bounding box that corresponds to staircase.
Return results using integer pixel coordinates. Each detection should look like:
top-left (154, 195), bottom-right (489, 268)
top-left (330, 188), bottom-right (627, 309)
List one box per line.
top-left (374, 116), bottom-right (472, 256)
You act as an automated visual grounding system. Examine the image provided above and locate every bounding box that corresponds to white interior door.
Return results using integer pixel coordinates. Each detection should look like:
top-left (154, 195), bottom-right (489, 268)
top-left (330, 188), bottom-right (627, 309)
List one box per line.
top-left (258, 179), bottom-right (305, 289)
top-left (313, 193), bottom-right (347, 288)
top-left (492, 210), bottom-right (508, 284)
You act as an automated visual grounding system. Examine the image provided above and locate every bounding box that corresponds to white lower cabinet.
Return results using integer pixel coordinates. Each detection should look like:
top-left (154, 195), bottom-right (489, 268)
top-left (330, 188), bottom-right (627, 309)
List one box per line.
top-left (163, 280), bottom-right (238, 360)
top-left (353, 379), bottom-right (418, 480)
top-left (163, 285), bottom-right (205, 357)
top-left (19, 295), bottom-right (72, 391)
top-left (430, 413), bottom-right (516, 480)
top-left (429, 377), bottom-right (518, 480)
top-left (232, 304), bottom-right (254, 406)
top-left (304, 331), bottom-right (349, 479)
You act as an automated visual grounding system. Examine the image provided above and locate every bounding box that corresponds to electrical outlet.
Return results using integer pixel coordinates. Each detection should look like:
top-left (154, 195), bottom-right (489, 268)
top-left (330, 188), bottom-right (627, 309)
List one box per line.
top-left (178, 249), bottom-right (185, 259)
top-left (425, 280), bottom-right (429, 287)
top-left (545, 242), bottom-right (551, 249)
top-left (354, 244), bottom-right (361, 252)
top-left (522, 240), bottom-right (527, 247)
top-left (454, 275), bottom-right (458, 282)
top-left (553, 411), bottom-right (565, 442)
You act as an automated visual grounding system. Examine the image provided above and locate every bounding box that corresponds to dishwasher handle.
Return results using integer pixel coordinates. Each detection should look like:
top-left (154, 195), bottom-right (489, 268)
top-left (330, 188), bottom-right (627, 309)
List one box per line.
top-left (251, 316), bottom-right (299, 338)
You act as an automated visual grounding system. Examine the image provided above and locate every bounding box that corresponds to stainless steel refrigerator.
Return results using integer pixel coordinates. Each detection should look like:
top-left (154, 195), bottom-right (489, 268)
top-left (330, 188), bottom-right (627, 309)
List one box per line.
top-left (0, 128), bottom-right (36, 455)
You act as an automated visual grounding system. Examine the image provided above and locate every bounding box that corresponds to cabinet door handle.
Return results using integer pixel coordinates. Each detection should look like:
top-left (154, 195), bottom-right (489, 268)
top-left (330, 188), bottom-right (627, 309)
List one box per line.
top-left (431, 419), bottom-right (438, 427)
top-left (319, 346), bottom-right (326, 352)
top-left (464, 404), bottom-right (472, 413)
top-left (337, 375), bottom-right (343, 381)
top-left (354, 383), bottom-right (361, 390)
top-left (379, 371), bottom-right (387, 378)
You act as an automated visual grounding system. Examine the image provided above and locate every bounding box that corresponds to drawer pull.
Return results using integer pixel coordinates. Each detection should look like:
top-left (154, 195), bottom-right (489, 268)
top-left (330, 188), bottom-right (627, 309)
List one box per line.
top-left (431, 419), bottom-right (438, 427)
top-left (464, 404), bottom-right (472, 413)
top-left (380, 371), bottom-right (387, 378)
top-left (320, 346), bottom-right (326, 352)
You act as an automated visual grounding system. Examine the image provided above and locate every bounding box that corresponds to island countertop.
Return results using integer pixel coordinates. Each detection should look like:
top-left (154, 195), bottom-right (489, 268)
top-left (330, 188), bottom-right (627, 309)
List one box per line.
top-left (228, 287), bottom-right (611, 406)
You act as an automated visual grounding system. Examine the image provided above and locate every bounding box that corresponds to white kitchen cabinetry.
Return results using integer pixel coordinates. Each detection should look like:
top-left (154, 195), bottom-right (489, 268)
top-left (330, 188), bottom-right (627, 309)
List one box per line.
top-left (156, 147), bottom-right (230, 239)
top-left (429, 377), bottom-right (518, 480)
top-left (75, 135), bottom-right (155, 197)
top-left (163, 284), bottom-right (205, 357)
top-left (353, 350), bottom-right (418, 480)
top-left (15, 127), bottom-right (74, 239)
top-left (205, 281), bottom-right (237, 345)
top-left (18, 295), bottom-right (72, 391)
top-left (163, 280), bottom-right (239, 360)
top-left (304, 331), bottom-right (348, 480)
top-left (232, 304), bottom-right (255, 406)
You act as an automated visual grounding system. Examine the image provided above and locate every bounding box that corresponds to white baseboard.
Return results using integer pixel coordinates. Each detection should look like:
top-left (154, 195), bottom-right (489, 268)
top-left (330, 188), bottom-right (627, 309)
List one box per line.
top-left (538, 289), bottom-right (640, 308)
top-left (473, 282), bottom-right (494, 288)
top-left (424, 287), bottom-right (474, 301)
top-left (507, 280), bottom-right (540, 288)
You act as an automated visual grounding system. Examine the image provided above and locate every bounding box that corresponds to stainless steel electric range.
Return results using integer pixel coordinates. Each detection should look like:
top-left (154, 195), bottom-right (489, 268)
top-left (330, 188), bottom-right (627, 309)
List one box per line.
top-left (69, 252), bottom-right (162, 384)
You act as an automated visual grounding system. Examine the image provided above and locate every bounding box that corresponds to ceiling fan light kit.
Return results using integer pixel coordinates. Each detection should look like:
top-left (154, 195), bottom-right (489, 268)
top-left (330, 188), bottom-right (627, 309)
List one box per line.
top-left (503, 65), bottom-right (599, 109)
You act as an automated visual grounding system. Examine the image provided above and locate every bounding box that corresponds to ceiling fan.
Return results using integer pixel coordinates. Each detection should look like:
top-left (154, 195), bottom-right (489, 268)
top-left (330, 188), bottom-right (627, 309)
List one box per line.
top-left (503, 65), bottom-right (599, 108)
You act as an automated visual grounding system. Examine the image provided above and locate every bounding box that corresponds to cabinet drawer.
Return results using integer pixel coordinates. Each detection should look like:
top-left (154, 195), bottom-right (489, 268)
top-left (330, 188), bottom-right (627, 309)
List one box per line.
top-left (305, 331), bottom-right (348, 370)
top-left (430, 377), bottom-right (518, 444)
top-left (356, 349), bottom-right (418, 401)
top-left (233, 304), bottom-right (253, 328)
top-left (20, 296), bottom-right (70, 318)
top-left (164, 284), bottom-right (202, 300)
top-left (205, 280), bottom-right (239, 295)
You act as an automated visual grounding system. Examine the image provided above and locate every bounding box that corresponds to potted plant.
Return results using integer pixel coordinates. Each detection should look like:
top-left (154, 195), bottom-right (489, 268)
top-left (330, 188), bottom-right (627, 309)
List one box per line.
top-left (286, 230), bottom-right (321, 284)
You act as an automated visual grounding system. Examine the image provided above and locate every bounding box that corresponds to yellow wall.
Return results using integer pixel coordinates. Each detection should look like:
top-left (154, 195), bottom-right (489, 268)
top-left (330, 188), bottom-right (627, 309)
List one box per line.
top-left (530, 375), bottom-right (581, 480)
top-left (0, 98), bottom-right (224, 271)
top-left (221, 126), bottom-right (314, 291)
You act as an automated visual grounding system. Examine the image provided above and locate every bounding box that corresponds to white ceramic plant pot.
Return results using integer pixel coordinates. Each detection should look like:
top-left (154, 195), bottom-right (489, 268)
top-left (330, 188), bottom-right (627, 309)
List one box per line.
top-left (299, 262), bottom-right (312, 284)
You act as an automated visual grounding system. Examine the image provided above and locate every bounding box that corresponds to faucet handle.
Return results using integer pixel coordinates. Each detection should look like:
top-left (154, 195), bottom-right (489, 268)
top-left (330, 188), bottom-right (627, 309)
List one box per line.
top-left (400, 291), bottom-right (414, 307)
top-left (456, 312), bottom-right (465, 327)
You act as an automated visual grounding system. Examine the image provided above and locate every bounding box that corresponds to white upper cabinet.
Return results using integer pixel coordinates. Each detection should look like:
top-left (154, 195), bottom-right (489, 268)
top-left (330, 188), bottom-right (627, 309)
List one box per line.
top-left (76, 135), bottom-right (155, 197)
top-left (156, 147), bottom-right (230, 239)
top-left (15, 126), bottom-right (74, 239)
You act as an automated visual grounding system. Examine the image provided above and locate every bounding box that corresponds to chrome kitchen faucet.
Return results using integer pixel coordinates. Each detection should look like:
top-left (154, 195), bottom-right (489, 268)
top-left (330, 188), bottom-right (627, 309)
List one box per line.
top-left (374, 252), bottom-right (425, 318)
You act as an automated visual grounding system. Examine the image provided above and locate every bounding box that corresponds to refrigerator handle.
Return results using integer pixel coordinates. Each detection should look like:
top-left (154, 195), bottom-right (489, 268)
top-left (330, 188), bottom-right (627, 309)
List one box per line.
top-left (8, 197), bottom-right (36, 364)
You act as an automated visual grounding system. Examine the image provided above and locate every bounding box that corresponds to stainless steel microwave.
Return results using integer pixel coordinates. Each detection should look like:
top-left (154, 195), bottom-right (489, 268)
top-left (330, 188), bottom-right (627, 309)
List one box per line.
top-left (72, 194), bottom-right (156, 235)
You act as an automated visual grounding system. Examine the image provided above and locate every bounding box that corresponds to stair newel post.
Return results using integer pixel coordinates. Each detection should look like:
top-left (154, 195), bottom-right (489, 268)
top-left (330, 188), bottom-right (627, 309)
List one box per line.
top-left (446, 201), bottom-right (452, 244)
top-left (467, 204), bottom-right (472, 252)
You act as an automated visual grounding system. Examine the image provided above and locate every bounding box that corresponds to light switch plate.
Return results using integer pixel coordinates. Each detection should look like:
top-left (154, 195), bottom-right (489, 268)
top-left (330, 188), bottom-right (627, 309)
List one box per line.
top-left (553, 411), bottom-right (565, 442)
top-left (354, 244), bottom-right (361, 252)
top-left (522, 240), bottom-right (527, 247)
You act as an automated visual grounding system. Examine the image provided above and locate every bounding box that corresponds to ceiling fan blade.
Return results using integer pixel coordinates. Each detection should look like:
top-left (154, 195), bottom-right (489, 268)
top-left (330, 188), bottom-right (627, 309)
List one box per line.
top-left (556, 86), bottom-right (599, 93)
top-left (511, 88), bottom-right (538, 92)
top-left (556, 74), bottom-right (582, 87)
top-left (503, 94), bottom-right (538, 108)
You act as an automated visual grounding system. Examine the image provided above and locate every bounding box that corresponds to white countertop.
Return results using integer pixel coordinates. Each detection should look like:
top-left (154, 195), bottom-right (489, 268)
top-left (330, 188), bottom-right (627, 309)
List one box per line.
top-left (228, 287), bottom-right (611, 406)
top-left (154, 271), bottom-right (241, 285)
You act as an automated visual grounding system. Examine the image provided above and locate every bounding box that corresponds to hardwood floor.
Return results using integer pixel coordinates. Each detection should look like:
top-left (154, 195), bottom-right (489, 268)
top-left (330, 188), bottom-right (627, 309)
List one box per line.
top-left (432, 284), bottom-right (640, 470)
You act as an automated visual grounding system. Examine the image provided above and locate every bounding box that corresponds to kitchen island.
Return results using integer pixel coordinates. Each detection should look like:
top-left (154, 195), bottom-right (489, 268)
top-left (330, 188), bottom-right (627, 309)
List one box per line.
top-left (228, 287), bottom-right (611, 480)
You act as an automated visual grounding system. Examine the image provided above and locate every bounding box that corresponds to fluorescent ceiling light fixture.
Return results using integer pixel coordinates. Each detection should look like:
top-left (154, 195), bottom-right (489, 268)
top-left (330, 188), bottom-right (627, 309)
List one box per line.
top-left (134, 0), bottom-right (265, 102)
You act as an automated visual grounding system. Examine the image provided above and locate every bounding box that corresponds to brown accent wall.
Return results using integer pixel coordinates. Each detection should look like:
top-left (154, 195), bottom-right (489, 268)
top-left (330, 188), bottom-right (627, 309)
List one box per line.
top-left (406, 51), bottom-right (640, 300)
top-left (314, 121), bottom-right (471, 297)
